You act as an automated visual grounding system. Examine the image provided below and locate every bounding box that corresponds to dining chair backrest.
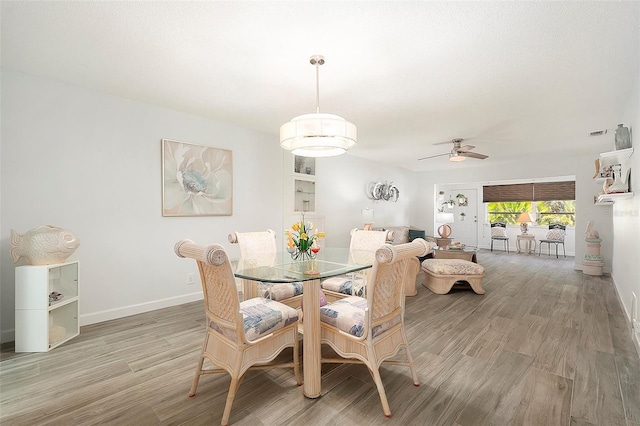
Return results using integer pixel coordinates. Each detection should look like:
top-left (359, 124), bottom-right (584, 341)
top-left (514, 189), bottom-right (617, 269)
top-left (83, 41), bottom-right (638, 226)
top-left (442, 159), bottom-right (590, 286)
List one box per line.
top-left (348, 228), bottom-right (391, 264)
top-left (174, 239), bottom-right (240, 335)
top-left (349, 228), bottom-right (391, 251)
top-left (228, 229), bottom-right (277, 268)
top-left (366, 238), bottom-right (430, 323)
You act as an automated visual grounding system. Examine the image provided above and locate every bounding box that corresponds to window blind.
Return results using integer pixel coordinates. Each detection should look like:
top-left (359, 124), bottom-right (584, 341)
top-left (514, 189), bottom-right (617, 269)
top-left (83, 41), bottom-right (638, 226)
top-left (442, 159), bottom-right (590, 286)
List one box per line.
top-left (483, 181), bottom-right (575, 202)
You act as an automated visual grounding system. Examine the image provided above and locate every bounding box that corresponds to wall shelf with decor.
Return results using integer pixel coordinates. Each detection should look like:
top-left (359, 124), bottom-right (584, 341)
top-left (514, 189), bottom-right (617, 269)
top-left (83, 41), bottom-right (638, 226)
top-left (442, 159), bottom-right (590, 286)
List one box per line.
top-left (593, 147), bottom-right (633, 204)
top-left (292, 155), bottom-right (316, 213)
top-left (15, 261), bottom-right (79, 352)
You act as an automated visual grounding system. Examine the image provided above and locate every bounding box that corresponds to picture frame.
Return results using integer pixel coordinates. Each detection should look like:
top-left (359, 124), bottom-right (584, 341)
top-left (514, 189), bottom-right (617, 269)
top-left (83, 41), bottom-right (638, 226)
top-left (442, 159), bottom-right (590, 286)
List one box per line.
top-left (161, 139), bottom-right (233, 216)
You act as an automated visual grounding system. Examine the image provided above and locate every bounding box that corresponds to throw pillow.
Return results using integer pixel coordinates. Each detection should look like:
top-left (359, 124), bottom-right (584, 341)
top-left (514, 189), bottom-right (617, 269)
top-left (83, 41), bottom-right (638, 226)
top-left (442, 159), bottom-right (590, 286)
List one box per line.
top-left (491, 227), bottom-right (507, 237)
top-left (546, 229), bottom-right (565, 240)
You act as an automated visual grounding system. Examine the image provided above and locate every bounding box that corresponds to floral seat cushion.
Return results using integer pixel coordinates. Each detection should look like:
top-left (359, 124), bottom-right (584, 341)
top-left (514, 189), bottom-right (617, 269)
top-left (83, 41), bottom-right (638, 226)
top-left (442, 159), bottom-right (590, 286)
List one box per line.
top-left (320, 296), bottom-right (401, 338)
top-left (210, 297), bottom-right (299, 342)
top-left (257, 282), bottom-right (303, 301)
top-left (421, 259), bottom-right (484, 275)
top-left (321, 276), bottom-right (366, 297)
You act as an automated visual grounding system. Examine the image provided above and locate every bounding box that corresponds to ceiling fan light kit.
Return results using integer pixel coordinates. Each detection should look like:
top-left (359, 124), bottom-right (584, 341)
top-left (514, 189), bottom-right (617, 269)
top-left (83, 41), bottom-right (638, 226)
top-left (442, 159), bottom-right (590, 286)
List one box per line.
top-left (449, 152), bottom-right (466, 162)
top-left (280, 55), bottom-right (357, 157)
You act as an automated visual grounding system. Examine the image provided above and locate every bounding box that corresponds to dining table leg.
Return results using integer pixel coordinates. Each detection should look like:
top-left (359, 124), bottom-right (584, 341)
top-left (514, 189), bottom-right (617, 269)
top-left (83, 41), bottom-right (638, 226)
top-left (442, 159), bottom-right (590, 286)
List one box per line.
top-left (302, 277), bottom-right (321, 398)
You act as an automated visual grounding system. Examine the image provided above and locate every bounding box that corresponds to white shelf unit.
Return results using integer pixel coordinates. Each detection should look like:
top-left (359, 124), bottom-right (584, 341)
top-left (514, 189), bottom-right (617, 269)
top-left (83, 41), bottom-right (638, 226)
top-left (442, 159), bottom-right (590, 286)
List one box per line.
top-left (594, 148), bottom-right (634, 204)
top-left (597, 192), bottom-right (634, 204)
top-left (15, 261), bottom-right (79, 352)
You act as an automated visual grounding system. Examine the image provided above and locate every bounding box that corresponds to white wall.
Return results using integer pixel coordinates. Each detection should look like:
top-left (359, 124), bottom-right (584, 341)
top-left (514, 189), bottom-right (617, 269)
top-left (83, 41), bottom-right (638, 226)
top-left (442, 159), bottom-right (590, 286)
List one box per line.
top-left (414, 153), bottom-right (614, 272)
top-left (312, 154), bottom-right (417, 248)
top-left (1, 70), bottom-right (284, 342)
top-left (613, 70), bottom-right (640, 341)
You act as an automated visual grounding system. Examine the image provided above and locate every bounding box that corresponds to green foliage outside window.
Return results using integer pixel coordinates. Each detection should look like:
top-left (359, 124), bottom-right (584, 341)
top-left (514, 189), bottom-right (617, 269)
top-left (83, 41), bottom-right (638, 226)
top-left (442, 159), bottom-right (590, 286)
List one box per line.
top-left (487, 201), bottom-right (575, 226)
top-left (487, 201), bottom-right (531, 224)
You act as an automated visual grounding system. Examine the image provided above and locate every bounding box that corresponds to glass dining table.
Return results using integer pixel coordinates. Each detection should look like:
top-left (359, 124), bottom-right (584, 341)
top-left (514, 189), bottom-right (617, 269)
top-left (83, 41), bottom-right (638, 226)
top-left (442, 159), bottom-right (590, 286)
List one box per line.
top-left (233, 247), bottom-right (375, 398)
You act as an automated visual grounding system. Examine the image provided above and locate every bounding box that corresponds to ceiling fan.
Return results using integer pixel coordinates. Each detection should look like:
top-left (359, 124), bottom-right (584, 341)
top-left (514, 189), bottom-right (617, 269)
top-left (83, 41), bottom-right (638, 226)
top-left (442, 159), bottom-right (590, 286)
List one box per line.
top-left (418, 138), bottom-right (489, 162)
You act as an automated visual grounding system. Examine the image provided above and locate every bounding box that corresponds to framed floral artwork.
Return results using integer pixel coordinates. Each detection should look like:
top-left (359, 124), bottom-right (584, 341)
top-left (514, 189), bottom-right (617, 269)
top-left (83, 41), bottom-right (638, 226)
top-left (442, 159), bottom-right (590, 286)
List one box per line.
top-left (162, 139), bottom-right (233, 216)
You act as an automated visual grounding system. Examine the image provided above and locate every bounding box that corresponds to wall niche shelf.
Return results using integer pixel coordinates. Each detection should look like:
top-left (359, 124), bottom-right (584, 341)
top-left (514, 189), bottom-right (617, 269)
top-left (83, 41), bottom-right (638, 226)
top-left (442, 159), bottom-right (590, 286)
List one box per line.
top-left (594, 147), bottom-right (633, 204)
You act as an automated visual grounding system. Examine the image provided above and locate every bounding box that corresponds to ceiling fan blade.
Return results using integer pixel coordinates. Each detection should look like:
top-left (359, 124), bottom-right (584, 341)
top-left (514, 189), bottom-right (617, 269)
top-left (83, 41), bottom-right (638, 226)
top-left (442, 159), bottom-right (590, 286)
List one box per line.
top-left (456, 145), bottom-right (476, 152)
top-left (460, 151), bottom-right (488, 159)
top-left (418, 152), bottom-right (449, 161)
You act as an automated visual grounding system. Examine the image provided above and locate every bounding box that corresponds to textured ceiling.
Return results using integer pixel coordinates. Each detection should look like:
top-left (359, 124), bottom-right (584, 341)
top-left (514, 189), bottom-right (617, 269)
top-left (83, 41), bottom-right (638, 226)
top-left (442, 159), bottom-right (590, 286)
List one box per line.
top-left (2, 1), bottom-right (639, 171)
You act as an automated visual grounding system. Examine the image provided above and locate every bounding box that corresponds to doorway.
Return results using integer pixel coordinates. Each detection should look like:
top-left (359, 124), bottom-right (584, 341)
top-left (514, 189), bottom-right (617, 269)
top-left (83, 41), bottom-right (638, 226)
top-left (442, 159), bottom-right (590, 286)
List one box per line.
top-left (450, 189), bottom-right (478, 248)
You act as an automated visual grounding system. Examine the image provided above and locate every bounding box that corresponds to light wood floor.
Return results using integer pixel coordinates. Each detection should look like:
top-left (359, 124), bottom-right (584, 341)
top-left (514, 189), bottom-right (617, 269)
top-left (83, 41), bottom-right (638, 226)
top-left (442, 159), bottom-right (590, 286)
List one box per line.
top-left (2, 250), bottom-right (639, 425)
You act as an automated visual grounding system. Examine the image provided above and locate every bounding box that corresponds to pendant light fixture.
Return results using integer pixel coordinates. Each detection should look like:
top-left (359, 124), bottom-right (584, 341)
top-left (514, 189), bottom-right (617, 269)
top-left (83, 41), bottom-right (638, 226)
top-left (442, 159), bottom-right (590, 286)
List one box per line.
top-left (280, 55), bottom-right (357, 157)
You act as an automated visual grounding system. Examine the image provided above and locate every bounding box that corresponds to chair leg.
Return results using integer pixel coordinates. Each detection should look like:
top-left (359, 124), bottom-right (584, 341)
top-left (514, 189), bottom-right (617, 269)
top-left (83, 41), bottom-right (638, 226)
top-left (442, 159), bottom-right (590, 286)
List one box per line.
top-left (293, 328), bottom-right (302, 386)
top-left (189, 333), bottom-right (209, 397)
top-left (221, 376), bottom-right (242, 426)
top-left (491, 239), bottom-right (494, 252)
top-left (370, 363), bottom-right (392, 418)
top-left (563, 243), bottom-right (566, 258)
top-left (401, 331), bottom-right (419, 386)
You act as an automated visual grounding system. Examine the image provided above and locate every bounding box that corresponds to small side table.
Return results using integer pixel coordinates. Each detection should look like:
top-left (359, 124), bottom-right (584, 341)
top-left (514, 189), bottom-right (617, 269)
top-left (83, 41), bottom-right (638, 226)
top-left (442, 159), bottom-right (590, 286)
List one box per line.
top-left (435, 237), bottom-right (452, 250)
top-left (516, 234), bottom-right (536, 254)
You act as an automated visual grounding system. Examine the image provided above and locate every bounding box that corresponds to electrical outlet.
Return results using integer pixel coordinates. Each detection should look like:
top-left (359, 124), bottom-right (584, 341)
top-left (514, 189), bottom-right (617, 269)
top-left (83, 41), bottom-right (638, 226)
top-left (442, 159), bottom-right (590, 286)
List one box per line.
top-left (187, 273), bottom-right (195, 285)
top-left (633, 320), bottom-right (640, 334)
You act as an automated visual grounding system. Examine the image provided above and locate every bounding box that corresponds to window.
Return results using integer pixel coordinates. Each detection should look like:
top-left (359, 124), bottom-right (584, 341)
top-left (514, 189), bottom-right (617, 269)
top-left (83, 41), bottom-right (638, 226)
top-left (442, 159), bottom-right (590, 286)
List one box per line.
top-left (484, 180), bottom-right (575, 227)
top-left (487, 200), bottom-right (575, 226)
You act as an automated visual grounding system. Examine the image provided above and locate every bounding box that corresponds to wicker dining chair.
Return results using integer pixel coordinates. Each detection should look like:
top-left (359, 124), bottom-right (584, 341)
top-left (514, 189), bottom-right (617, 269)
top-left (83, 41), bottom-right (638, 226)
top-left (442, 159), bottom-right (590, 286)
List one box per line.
top-left (319, 238), bottom-right (431, 418)
top-left (174, 239), bottom-right (301, 426)
top-left (228, 229), bottom-right (303, 308)
top-left (320, 228), bottom-right (391, 301)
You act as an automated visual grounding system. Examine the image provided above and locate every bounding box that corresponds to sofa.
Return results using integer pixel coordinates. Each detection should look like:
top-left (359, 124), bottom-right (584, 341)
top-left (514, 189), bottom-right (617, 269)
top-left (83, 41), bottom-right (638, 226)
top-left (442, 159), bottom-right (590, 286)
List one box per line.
top-left (374, 225), bottom-right (436, 245)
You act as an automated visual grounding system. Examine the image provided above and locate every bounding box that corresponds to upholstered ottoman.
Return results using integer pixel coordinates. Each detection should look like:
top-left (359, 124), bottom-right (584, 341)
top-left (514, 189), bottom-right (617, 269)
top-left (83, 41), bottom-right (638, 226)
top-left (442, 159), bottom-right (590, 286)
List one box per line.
top-left (421, 259), bottom-right (485, 295)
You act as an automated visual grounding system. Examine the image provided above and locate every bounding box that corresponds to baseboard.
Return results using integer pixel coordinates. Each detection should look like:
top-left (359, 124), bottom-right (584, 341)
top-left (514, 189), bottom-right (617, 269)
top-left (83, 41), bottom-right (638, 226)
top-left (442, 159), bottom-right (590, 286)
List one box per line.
top-left (79, 291), bottom-right (204, 326)
top-left (1, 329), bottom-right (15, 345)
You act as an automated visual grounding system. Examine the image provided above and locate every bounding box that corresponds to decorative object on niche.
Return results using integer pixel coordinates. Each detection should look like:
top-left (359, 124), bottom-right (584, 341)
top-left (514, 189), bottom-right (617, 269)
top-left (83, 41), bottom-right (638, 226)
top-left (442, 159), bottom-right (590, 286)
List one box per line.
top-left (436, 212), bottom-right (454, 238)
top-left (438, 191), bottom-right (445, 201)
top-left (294, 155), bottom-right (315, 175)
top-left (516, 212), bottom-right (533, 234)
top-left (456, 193), bottom-right (468, 206)
top-left (606, 164), bottom-right (630, 193)
top-left (362, 208), bottom-right (374, 230)
top-left (583, 221), bottom-right (604, 276)
top-left (10, 225), bottom-right (80, 265)
top-left (614, 124), bottom-right (631, 150)
top-left (162, 139), bottom-right (233, 216)
top-left (280, 55), bottom-right (357, 157)
top-left (286, 213), bottom-right (325, 260)
top-left (459, 212), bottom-right (466, 221)
top-left (367, 181), bottom-right (400, 202)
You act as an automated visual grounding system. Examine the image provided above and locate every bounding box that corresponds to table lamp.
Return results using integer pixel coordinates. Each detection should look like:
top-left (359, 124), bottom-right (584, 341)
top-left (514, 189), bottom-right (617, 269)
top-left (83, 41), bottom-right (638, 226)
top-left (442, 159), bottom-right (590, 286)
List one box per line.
top-left (436, 212), bottom-right (454, 238)
top-left (517, 212), bottom-right (532, 234)
top-left (362, 208), bottom-right (374, 230)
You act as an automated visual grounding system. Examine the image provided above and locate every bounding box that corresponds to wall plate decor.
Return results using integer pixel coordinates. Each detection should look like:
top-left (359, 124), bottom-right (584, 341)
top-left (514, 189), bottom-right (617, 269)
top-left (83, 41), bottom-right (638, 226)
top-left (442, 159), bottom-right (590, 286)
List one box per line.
top-left (162, 139), bottom-right (233, 216)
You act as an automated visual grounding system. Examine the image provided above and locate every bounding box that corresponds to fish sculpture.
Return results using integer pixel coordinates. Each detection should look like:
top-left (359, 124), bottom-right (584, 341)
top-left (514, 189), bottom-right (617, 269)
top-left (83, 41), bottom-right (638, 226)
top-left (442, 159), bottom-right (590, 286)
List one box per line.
top-left (10, 225), bottom-right (80, 265)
